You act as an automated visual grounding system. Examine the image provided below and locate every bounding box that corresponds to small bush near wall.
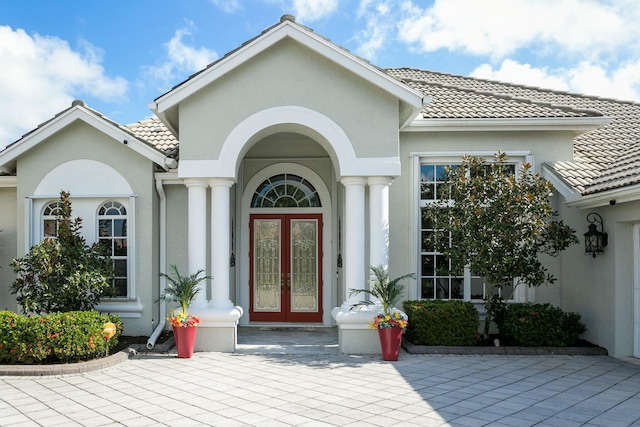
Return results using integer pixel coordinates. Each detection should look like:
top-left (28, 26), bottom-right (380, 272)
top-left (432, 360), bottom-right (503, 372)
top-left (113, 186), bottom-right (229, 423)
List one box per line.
top-left (403, 300), bottom-right (480, 346)
top-left (494, 303), bottom-right (585, 347)
top-left (0, 311), bottom-right (122, 364)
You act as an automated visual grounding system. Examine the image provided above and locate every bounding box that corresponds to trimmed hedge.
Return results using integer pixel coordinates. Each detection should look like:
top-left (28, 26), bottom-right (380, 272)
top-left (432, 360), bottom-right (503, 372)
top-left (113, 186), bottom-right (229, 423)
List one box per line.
top-left (0, 311), bottom-right (122, 364)
top-left (403, 300), bottom-right (480, 346)
top-left (494, 303), bottom-right (585, 347)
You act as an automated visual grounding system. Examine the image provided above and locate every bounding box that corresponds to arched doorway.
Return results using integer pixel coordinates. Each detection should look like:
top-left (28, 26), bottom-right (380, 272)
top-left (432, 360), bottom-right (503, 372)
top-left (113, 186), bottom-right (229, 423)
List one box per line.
top-left (240, 164), bottom-right (333, 325)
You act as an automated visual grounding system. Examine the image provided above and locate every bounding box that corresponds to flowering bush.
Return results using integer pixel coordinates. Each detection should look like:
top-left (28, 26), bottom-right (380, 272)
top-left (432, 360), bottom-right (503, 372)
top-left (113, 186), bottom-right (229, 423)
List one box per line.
top-left (370, 310), bottom-right (408, 329)
top-left (0, 310), bottom-right (122, 364)
top-left (168, 311), bottom-right (200, 328)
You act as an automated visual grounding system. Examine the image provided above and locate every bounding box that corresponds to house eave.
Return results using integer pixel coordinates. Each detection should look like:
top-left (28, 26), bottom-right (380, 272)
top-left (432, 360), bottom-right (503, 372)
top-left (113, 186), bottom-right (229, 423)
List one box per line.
top-left (541, 164), bottom-right (581, 203)
top-left (566, 184), bottom-right (640, 208)
top-left (0, 175), bottom-right (17, 188)
top-left (402, 116), bottom-right (611, 134)
top-left (150, 20), bottom-right (424, 129)
top-left (0, 106), bottom-right (176, 173)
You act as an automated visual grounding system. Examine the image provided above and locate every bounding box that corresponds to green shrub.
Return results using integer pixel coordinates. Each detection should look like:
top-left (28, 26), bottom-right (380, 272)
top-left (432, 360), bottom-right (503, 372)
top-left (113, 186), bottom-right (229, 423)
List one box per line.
top-left (0, 310), bottom-right (122, 364)
top-left (11, 191), bottom-right (114, 314)
top-left (403, 300), bottom-right (480, 346)
top-left (494, 303), bottom-right (585, 347)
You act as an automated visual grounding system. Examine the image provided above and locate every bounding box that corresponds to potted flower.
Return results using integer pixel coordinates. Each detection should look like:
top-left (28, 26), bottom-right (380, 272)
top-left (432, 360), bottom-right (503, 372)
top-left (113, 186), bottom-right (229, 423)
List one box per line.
top-left (349, 265), bottom-right (414, 361)
top-left (158, 265), bottom-right (209, 358)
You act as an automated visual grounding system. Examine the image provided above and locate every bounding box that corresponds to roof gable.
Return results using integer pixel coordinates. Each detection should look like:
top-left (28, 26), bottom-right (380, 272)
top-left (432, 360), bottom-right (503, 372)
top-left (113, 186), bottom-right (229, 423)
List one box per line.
top-left (0, 101), bottom-right (177, 174)
top-left (150, 16), bottom-right (425, 133)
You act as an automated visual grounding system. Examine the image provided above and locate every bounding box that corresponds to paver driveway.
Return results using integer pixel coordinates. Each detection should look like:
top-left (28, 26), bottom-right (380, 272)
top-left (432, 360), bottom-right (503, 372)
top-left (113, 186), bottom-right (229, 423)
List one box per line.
top-left (1, 353), bottom-right (640, 426)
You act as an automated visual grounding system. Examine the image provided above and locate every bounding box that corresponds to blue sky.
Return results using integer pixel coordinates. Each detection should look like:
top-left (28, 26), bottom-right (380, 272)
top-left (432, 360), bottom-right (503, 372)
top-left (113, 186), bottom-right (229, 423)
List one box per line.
top-left (1, 0), bottom-right (640, 149)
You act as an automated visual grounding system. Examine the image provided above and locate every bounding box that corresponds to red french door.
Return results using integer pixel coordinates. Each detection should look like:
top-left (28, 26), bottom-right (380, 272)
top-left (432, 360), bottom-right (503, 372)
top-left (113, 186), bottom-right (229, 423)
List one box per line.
top-left (249, 214), bottom-right (323, 322)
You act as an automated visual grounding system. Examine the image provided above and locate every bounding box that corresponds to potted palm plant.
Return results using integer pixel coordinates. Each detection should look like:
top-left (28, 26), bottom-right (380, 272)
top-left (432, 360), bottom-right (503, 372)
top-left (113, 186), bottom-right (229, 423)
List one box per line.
top-left (158, 265), bottom-right (209, 358)
top-left (349, 265), bottom-right (414, 361)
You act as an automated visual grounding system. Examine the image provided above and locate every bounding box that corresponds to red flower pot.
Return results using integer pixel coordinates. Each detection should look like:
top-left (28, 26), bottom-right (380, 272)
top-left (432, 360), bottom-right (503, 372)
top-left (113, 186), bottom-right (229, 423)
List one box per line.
top-left (173, 326), bottom-right (197, 358)
top-left (378, 327), bottom-right (403, 361)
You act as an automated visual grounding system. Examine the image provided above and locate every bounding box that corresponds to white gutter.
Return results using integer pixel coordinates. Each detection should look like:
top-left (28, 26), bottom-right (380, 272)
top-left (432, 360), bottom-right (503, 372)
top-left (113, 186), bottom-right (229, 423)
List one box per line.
top-left (402, 116), bottom-right (611, 135)
top-left (566, 183), bottom-right (640, 208)
top-left (147, 175), bottom-right (168, 349)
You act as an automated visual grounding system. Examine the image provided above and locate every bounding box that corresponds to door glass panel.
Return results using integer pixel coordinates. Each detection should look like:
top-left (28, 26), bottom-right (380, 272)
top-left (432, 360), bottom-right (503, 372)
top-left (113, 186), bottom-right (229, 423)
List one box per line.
top-left (290, 219), bottom-right (318, 312)
top-left (254, 220), bottom-right (281, 312)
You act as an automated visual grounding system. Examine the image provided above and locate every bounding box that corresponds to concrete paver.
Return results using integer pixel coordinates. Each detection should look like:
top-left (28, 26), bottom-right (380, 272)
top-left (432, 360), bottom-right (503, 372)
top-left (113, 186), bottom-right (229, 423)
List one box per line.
top-left (1, 353), bottom-right (640, 426)
top-left (2, 327), bottom-right (640, 426)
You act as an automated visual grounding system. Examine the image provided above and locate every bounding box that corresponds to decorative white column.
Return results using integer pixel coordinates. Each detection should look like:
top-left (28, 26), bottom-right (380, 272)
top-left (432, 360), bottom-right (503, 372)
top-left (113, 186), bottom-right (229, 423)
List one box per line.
top-left (368, 176), bottom-right (392, 271)
top-left (332, 176), bottom-right (379, 354)
top-left (184, 179), bottom-right (209, 307)
top-left (209, 178), bottom-right (235, 309)
top-left (341, 176), bottom-right (367, 305)
top-left (189, 177), bottom-right (243, 353)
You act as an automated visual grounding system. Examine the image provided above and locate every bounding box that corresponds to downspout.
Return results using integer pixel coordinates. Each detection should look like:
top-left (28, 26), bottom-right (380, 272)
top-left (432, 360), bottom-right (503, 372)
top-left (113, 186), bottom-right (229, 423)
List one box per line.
top-left (147, 175), bottom-right (168, 349)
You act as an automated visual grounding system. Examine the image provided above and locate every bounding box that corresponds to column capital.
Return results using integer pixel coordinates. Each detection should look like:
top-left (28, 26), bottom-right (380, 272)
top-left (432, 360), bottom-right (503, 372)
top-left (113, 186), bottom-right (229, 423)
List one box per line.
top-left (367, 176), bottom-right (394, 187)
top-left (208, 177), bottom-right (235, 188)
top-left (183, 178), bottom-right (209, 188)
top-left (340, 176), bottom-right (367, 187)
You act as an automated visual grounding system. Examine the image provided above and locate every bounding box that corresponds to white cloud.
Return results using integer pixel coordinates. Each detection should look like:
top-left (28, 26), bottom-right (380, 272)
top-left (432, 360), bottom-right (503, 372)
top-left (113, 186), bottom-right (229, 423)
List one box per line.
top-left (0, 26), bottom-right (128, 149)
top-left (209, 0), bottom-right (242, 13)
top-left (292, 0), bottom-right (338, 23)
top-left (470, 59), bottom-right (640, 102)
top-left (142, 26), bottom-right (218, 90)
top-left (397, 0), bottom-right (639, 61)
top-left (354, 0), bottom-right (393, 60)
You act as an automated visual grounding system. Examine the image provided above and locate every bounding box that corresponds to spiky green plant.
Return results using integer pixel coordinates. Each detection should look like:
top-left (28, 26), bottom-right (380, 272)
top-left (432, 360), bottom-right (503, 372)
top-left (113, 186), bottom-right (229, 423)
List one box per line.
top-left (349, 265), bottom-right (415, 315)
top-left (158, 265), bottom-right (209, 316)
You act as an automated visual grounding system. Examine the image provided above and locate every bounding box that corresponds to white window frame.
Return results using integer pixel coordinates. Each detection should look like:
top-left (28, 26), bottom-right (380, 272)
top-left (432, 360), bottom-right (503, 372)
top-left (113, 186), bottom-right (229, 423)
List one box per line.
top-left (411, 151), bottom-right (534, 303)
top-left (27, 195), bottom-right (141, 317)
top-left (97, 200), bottom-right (129, 298)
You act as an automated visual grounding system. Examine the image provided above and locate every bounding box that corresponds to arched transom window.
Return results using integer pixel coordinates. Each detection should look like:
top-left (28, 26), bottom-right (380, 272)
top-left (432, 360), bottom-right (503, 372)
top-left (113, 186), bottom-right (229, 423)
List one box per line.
top-left (251, 174), bottom-right (321, 208)
top-left (43, 201), bottom-right (64, 238)
top-left (98, 201), bottom-right (128, 297)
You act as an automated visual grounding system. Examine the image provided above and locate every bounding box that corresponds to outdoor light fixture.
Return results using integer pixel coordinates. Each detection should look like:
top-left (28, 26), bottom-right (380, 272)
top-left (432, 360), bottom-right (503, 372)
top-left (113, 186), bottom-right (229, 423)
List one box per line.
top-left (584, 212), bottom-right (608, 258)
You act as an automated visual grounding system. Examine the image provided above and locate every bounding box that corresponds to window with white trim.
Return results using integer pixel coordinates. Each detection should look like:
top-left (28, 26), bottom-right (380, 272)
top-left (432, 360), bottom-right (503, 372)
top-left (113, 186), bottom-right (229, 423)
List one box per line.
top-left (419, 156), bottom-right (522, 301)
top-left (43, 201), bottom-right (64, 238)
top-left (98, 201), bottom-right (128, 297)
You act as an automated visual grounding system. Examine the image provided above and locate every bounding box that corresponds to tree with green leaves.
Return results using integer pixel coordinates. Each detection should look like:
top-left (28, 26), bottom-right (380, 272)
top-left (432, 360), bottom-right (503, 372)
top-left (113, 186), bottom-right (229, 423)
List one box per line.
top-left (423, 153), bottom-right (578, 337)
top-left (11, 191), bottom-right (114, 313)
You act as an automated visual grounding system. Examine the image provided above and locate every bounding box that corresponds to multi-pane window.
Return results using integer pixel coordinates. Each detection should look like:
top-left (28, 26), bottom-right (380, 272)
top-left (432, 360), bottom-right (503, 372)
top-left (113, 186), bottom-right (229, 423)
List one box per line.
top-left (43, 201), bottom-right (64, 238)
top-left (419, 160), bottom-right (516, 301)
top-left (252, 174), bottom-right (321, 208)
top-left (98, 202), bottom-right (128, 297)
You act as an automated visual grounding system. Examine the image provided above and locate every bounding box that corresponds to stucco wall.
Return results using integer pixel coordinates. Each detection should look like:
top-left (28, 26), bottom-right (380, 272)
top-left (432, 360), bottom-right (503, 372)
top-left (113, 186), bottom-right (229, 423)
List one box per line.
top-left (0, 186), bottom-right (17, 311)
top-left (164, 183), bottom-right (190, 290)
top-left (556, 198), bottom-right (640, 357)
top-left (14, 121), bottom-right (158, 336)
top-left (179, 39), bottom-right (399, 164)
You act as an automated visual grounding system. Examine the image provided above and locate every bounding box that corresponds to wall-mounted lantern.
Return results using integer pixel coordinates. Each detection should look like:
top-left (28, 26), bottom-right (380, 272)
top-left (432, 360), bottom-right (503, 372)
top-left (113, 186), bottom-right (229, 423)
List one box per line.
top-left (584, 212), bottom-right (608, 258)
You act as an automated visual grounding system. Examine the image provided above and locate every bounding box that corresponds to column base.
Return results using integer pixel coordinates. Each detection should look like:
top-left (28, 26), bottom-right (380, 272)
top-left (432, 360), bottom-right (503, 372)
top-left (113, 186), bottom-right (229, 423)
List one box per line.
top-left (189, 304), bottom-right (244, 352)
top-left (332, 303), bottom-right (381, 354)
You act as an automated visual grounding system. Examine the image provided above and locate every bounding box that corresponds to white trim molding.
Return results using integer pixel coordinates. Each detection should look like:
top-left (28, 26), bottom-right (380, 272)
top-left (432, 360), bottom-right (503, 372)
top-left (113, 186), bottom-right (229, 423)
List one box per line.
top-left (177, 106), bottom-right (402, 179)
top-left (404, 117), bottom-right (611, 135)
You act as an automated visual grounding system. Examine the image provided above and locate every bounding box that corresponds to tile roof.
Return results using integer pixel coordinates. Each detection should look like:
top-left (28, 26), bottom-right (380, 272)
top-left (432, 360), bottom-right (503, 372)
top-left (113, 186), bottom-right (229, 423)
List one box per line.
top-left (387, 68), bottom-right (640, 196)
top-left (125, 118), bottom-right (179, 159)
top-left (0, 101), bottom-right (173, 173)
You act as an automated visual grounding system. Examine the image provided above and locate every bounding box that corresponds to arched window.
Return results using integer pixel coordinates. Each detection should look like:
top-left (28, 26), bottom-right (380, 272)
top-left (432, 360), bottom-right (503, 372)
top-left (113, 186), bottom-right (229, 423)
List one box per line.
top-left (98, 202), bottom-right (128, 297)
top-left (251, 174), bottom-right (321, 208)
top-left (43, 201), bottom-right (64, 238)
